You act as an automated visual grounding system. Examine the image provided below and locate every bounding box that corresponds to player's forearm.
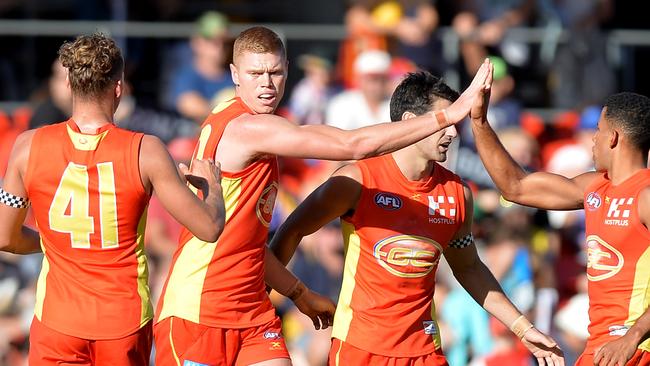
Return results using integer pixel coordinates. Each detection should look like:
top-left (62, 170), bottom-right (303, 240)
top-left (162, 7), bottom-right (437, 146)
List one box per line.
top-left (454, 260), bottom-right (524, 329)
top-left (196, 185), bottom-right (225, 243)
top-left (343, 110), bottom-right (453, 160)
top-left (1, 226), bottom-right (41, 254)
top-left (264, 247), bottom-right (301, 296)
top-left (624, 307), bottom-right (650, 346)
top-left (470, 119), bottom-right (527, 201)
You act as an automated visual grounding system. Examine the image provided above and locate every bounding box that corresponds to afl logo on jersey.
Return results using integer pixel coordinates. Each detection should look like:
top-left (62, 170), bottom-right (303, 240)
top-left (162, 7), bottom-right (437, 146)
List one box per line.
top-left (586, 192), bottom-right (602, 211)
top-left (374, 192), bottom-right (402, 210)
top-left (256, 182), bottom-right (278, 227)
top-left (586, 235), bottom-right (624, 281)
top-left (373, 235), bottom-right (443, 278)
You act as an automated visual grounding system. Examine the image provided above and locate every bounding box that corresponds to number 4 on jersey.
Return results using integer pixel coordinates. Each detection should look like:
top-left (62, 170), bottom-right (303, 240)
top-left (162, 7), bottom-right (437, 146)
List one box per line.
top-left (48, 162), bottom-right (119, 249)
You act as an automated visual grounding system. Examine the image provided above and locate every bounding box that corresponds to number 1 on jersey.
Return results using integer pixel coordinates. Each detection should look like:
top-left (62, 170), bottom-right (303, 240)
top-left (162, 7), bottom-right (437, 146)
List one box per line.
top-left (49, 162), bottom-right (119, 249)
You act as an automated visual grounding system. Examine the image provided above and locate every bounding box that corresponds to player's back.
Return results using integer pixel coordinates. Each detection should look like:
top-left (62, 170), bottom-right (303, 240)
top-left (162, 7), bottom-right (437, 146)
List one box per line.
top-left (333, 154), bottom-right (465, 357)
top-left (24, 119), bottom-right (151, 339)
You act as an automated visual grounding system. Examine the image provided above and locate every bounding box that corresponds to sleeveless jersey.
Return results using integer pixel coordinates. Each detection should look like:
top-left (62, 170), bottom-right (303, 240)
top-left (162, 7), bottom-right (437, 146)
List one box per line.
top-left (583, 170), bottom-right (650, 354)
top-left (156, 98), bottom-right (278, 327)
top-left (24, 120), bottom-right (151, 340)
top-left (332, 154), bottom-right (466, 357)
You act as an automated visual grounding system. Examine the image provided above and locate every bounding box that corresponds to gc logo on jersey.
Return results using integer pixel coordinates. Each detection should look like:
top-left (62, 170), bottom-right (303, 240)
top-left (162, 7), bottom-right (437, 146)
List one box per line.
top-left (586, 235), bottom-right (624, 281)
top-left (585, 192), bottom-right (602, 211)
top-left (373, 235), bottom-right (443, 278)
top-left (256, 182), bottom-right (278, 227)
top-left (374, 192), bottom-right (402, 210)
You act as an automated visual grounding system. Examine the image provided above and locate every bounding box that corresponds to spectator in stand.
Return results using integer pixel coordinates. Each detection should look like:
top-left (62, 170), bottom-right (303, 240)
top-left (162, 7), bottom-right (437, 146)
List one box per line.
top-left (115, 81), bottom-right (197, 144)
top-left (287, 50), bottom-right (338, 126)
top-left (168, 11), bottom-right (235, 122)
top-left (326, 49), bottom-right (391, 130)
top-left (452, 0), bottom-right (535, 75)
top-left (28, 60), bottom-right (71, 129)
top-left (344, 0), bottom-right (442, 77)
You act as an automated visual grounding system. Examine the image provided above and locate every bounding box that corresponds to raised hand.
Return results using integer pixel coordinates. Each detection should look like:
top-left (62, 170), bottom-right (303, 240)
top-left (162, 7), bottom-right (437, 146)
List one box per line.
top-left (470, 60), bottom-right (493, 124)
top-left (445, 58), bottom-right (492, 125)
top-left (521, 327), bottom-right (565, 366)
top-left (292, 285), bottom-right (336, 330)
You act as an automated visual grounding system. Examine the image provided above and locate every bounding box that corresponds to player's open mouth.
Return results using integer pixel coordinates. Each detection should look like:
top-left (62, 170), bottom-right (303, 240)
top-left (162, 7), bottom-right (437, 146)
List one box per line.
top-left (259, 93), bottom-right (275, 100)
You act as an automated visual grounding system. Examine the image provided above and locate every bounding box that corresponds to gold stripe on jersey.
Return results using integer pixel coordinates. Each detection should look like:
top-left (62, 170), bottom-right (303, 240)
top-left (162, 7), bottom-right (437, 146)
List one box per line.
top-left (212, 99), bottom-right (237, 115)
top-left (429, 299), bottom-right (442, 349)
top-left (189, 125), bottom-right (214, 196)
top-left (66, 125), bottom-right (109, 151)
top-left (34, 240), bottom-right (50, 320)
top-left (97, 162), bottom-right (119, 249)
top-left (136, 211), bottom-right (153, 326)
top-left (158, 177), bottom-right (242, 322)
top-left (332, 220), bottom-right (363, 342)
top-left (627, 246), bottom-right (650, 351)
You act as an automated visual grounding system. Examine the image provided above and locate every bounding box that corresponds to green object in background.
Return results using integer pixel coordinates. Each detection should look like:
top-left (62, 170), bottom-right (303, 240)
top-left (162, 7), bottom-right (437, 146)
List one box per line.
top-left (488, 55), bottom-right (508, 81)
top-left (196, 11), bottom-right (229, 38)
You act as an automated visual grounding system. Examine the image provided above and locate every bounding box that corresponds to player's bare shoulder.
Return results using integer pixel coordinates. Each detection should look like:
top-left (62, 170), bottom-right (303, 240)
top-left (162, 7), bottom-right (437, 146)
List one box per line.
top-left (331, 163), bottom-right (363, 183)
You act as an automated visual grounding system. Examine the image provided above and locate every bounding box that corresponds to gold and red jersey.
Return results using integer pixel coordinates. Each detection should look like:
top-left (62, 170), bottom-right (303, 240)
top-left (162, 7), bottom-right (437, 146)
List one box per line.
top-left (332, 154), bottom-right (465, 357)
top-left (156, 98), bottom-right (278, 328)
top-left (583, 170), bottom-right (650, 355)
top-left (24, 120), bottom-right (151, 340)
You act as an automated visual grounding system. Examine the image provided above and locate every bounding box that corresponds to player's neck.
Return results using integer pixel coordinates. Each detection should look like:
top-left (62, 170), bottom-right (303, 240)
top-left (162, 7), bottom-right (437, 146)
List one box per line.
top-left (392, 149), bottom-right (435, 182)
top-left (608, 148), bottom-right (647, 185)
top-left (71, 97), bottom-right (115, 133)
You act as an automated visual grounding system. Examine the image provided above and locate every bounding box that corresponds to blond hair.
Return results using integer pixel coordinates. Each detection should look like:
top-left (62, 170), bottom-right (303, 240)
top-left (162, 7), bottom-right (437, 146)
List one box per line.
top-left (58, 33), bottom-right (123, 97)
top-left (233, 26), bottom-right (286, 64)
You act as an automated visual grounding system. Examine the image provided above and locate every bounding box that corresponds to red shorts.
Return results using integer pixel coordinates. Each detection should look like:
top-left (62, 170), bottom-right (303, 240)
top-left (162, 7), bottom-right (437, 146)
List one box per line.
top-left (154, 316), bottom-right (290, 366)
top-left (576, 349), bottom-right (650, 366)
top-left (29, 316), bottom-right (152, 366)
top-left (328, 338), bottom-right (448, 366)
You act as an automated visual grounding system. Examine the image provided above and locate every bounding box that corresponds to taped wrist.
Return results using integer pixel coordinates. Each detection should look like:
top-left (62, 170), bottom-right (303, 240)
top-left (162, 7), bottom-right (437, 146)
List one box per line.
top-left (288, 280), bottom-right (306, 302)
top-left (510, 315), bottom-right (534, 339)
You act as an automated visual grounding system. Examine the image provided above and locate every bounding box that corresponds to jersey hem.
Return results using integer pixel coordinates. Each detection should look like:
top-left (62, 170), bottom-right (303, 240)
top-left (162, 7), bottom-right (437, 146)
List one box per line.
top-left (333, 337), bottom-right (439, 358)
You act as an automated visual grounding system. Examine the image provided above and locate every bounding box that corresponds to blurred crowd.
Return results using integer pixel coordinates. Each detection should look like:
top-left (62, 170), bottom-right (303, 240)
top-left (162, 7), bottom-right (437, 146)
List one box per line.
top-left (0, 0), bottom-right (642, 365)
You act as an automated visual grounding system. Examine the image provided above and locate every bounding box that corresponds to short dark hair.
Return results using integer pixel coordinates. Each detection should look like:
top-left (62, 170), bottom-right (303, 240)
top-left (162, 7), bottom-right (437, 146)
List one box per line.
top-left (604, 92), bottom-right (650, 152)
top-left (389, 71), bottom-right (459, 122)
top-left (233, 26), bottom-right (286, 64)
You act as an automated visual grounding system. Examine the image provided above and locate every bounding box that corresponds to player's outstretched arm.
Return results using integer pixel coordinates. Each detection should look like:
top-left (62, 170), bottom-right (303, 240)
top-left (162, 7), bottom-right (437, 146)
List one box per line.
top-left (139, 135), bottom-right (225, 243)
top-left (239, 59), bottom-right (492, 161)
top-left (469, 62), bottom-right (593, 211)
top-left (0, 130), bottom-right (41, 254)
top-left (265, 247), bottom-right (336, 330)
top-left (444, 185), bottom-right (564, 366)
top-left (592, 187), bottom-right (650, 366)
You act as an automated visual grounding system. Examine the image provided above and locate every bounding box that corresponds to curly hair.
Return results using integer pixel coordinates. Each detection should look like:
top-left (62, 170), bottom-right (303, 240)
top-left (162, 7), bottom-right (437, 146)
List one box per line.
top-left (58, 33), bottom-right (124, 97)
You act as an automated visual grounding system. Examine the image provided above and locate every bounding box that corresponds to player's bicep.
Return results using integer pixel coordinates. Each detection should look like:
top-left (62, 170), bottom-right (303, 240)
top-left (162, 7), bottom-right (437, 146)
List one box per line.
top-left (509, 171), bottom-right (595, 210)
top-left (444, 184), bottom-right (480, 271)
top-left (284, 165), bottom-right (362, 237)
top-left (140, 136), bottom-right (208, 228)
top-left (241, 115), bottom-right (361, 160)
top-left (0, 131), bottom-right (33, 248)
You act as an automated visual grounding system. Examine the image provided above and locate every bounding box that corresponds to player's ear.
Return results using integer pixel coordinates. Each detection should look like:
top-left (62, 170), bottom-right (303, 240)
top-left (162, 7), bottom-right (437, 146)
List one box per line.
top-left (230, 64), bottom-right (239, 86)
top-left (401, 111), bottom-right (417, 121)
top-left (609, 129), bottom-right (619, 149)
top-left (115, 79), bottom-right (122, 99)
